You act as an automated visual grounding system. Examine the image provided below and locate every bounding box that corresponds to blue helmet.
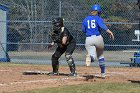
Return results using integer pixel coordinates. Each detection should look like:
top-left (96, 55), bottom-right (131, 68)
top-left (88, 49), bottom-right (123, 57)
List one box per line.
top-left (91, 4), bottom-right (102, 12)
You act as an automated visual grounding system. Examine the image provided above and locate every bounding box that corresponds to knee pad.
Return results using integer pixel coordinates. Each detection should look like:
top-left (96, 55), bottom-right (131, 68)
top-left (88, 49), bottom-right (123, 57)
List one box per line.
top-left (65, 54), bottom-right (72, 61)
top-left (65, 54), bottom-right (74, 66)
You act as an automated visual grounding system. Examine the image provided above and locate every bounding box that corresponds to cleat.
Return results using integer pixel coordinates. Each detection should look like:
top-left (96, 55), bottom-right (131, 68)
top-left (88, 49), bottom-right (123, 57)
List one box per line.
top-left (68, 73), bottom-right (77, 77)
top-left (101, 73), bottom-right (105, 79)
top-left (47, 72), bottom-right (59, 76)
top-left (86, 61), bottom-right (91, 66)
top-left (86, 55), bottom-right (95, 66)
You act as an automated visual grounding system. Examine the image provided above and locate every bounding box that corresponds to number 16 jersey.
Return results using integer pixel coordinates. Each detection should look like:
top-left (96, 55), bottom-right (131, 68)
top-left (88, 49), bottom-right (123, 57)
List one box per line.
top-left (82, 15), bottom-right (108, 37)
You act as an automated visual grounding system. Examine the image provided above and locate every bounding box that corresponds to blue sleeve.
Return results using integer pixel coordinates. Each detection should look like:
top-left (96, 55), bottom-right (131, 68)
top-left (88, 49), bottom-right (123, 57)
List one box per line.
top-left (82, 21), bottom-right (86, 33)
top-left (98, 17), bottom-right (108, 31)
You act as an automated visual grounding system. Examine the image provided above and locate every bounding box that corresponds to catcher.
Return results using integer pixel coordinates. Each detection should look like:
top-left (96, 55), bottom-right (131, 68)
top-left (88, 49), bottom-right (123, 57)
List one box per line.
top-left (47, 17), bottom-right (77, 76)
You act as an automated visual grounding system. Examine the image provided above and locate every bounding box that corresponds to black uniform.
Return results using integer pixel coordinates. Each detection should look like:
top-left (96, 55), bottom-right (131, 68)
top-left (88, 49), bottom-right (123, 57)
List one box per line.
top-left (137, 0), bottom-right (140, 9)
top-left (48, 17), bottom-right (77, 76)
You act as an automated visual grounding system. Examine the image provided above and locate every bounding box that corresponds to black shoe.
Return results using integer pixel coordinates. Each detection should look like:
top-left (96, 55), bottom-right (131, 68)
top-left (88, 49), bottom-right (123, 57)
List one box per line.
top-left (47, 72), bottom-right (59, 76)
top-left (90, 56), bottom-right (94, 63)
top-left (68, 73), bottom-right (77, 77)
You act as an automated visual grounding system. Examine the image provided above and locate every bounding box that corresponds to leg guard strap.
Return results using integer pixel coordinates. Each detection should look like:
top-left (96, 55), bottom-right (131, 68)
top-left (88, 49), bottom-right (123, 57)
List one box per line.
top-left (65, 54), bottom-right (76, 73)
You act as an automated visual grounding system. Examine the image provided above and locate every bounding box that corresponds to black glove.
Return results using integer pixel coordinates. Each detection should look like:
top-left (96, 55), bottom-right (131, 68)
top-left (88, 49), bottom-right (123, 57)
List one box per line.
top-left (48, 42), bottom-right (55, 49)
top-left (49, 31), bottom-right (59, 42)
top-left (48, 44), bottom-right (53, 49)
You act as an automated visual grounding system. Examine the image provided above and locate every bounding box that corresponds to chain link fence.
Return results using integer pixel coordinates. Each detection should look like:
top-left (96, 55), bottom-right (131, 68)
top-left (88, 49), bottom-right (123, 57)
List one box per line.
top-left (0, 0), bottom-right (140, 66)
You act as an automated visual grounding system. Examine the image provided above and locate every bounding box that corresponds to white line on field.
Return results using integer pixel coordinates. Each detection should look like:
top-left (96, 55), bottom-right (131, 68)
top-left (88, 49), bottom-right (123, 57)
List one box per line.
top-left (107, 72), bottom-right (140, 79)
top-left (107, 72), bottom-right (140, 74)
top-left (0, 76), bottom-right (84, 86)
top-left (0, 70), bottom-right (12, 72)
top-left (82, 72), bottom-right (140, 78)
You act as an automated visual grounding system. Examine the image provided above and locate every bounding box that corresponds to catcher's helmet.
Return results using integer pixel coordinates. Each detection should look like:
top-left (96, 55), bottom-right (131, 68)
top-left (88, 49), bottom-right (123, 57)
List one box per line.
top-left (91, 4), bottom-right (102, 13)
top-left (52, 17), bottom-right (64, 31)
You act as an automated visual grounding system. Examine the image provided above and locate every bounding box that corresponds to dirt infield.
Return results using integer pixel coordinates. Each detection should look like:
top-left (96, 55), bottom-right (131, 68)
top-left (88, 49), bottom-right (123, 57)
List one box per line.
top-left (0, 63), bottom-right (140, 93)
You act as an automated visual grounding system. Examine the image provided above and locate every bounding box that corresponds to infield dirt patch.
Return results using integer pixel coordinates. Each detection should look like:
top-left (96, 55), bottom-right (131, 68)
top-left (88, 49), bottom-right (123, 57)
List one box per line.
top-left (0, 63), bottom-right (140, 93)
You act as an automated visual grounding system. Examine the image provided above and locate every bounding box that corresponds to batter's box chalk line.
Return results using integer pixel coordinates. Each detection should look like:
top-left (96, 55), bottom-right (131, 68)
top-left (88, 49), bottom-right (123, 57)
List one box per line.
top-left (0, 76), bottom-right (84, 86)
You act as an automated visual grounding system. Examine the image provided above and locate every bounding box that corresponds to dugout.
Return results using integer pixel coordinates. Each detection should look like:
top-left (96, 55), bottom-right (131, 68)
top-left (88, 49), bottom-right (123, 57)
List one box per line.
top-left (0, 4), bottom-right (10, 62)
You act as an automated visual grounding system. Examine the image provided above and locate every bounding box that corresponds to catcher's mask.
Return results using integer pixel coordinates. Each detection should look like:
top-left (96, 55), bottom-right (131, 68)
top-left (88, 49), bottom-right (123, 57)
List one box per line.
top-left (52, 17), bottom-right (64, 31)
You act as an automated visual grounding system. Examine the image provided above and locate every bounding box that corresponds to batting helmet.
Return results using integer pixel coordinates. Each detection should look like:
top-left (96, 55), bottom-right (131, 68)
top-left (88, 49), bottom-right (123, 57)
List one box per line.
top-left (91, 4), bottom-right (102, 13)
top-left (52, 17), bottom-right (64, 31)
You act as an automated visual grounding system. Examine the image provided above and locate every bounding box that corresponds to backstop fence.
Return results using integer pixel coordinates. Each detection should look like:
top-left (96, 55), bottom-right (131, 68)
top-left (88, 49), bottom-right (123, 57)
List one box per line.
top-left (0, 0), bottom-right (139, 65)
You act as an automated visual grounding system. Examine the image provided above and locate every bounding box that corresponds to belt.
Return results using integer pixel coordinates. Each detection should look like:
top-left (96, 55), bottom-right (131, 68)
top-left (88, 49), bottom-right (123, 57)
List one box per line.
top-left (86, 34), bottom-right (100, 37)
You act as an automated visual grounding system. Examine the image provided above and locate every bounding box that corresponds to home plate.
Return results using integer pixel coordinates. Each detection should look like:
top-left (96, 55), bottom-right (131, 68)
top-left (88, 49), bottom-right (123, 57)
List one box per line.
top-left (23, 71), bottom-right (49, 75)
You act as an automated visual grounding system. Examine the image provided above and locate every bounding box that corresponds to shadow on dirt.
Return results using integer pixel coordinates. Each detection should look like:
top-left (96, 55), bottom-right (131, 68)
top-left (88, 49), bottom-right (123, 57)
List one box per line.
top-left (128, 80), bottom-right (140, 84)
top-left (82, 75), bottom-right (105, 81)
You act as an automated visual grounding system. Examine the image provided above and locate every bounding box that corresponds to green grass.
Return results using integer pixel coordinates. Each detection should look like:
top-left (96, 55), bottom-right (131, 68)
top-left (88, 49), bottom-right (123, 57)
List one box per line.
top-left (10, 82), bottom-right (140, 93)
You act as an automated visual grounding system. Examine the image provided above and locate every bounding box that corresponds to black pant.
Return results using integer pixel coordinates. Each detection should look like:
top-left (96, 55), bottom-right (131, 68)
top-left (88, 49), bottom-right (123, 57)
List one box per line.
top-left (51, 39), bottom-right (76, 72)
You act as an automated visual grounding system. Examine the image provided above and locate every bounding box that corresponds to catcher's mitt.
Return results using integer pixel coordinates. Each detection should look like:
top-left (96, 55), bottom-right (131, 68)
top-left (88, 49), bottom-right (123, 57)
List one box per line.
top-left (49, 31), bottom-right (59, 42)
top-left (49, 32), bottom-right (57, 39)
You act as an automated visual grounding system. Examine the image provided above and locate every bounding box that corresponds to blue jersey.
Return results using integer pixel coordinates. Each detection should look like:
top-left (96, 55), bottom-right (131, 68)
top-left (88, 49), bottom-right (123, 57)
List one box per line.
top-left (82, 15), bottom-right (108, 37)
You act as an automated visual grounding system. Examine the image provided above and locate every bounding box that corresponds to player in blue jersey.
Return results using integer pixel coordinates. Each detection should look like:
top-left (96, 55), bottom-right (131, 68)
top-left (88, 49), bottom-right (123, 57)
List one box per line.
top-left (82, 4), bottom-right (114, 79)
